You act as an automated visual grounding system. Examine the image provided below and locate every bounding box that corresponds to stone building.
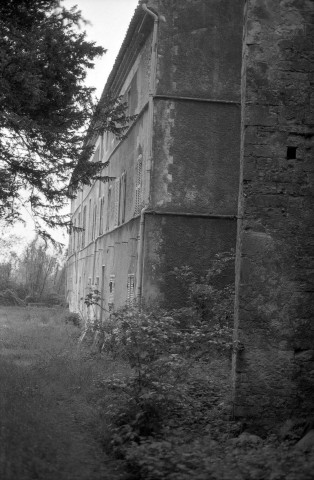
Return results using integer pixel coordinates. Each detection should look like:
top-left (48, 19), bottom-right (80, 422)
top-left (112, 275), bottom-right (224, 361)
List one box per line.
top-left (66, 0), bottom-right (242, 316)
top-left (67, 0), bottom-right (314, 423)
top-left (232, 0), bottom-right (314, 422)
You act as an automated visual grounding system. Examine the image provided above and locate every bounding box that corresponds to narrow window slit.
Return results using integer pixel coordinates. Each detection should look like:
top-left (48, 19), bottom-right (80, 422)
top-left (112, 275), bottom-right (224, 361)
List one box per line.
top-left (287, 146), bottom-right (297, 160)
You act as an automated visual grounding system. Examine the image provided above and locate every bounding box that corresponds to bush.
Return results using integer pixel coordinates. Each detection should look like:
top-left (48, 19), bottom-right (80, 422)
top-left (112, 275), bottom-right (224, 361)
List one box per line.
top-left (64, 312), bottom-right (81, 328)
top-left (125, 435), bottom-right (314, 480)
top-left (0, 289), bottom-right (25, 306)
top-left (41, 292), bottom-right (65, 306)
top-left (83, 250), bottom-right (313, 480)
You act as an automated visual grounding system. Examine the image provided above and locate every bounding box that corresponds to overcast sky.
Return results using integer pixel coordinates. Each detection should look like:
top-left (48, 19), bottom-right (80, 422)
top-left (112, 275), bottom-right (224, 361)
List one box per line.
top-left (64, 0), bottom-right (139, 97)
top-left (11, 0), bottom-right (139, 246)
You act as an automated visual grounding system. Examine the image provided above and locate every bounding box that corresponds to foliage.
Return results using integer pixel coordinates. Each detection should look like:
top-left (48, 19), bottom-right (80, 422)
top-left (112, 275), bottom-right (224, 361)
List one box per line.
top-left (18, 236), bottom-right (66, 300)
top-left (125, 435), bottom-right (314, 480)
top-left (171, 249), bottom-right (235, 327)
top-left (64, 311), bottom-right (81, 327)
top-left (0, 288), bottom-right (25, 306)
top-left (82, 251), bottom-right (235, 465)
top-left (84, 250), bottom-right (314, 480)
top-left (0, 0), bottom-right (134, 236)
top-left (0, 235), bottom-right (66, 304)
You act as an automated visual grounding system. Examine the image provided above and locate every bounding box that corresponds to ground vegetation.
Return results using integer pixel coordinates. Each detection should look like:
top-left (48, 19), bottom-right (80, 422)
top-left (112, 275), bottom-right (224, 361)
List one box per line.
top-left (0, 235), bottom-right (66, 306)
top-left (82, 251), bottom-right (314, 479)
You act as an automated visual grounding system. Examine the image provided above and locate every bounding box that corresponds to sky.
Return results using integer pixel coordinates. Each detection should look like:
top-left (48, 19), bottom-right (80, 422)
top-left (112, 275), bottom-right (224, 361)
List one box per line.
top-left (64, 0), bottom-right (140, 98)
top-left (9, 0), bottom-right (139, 248)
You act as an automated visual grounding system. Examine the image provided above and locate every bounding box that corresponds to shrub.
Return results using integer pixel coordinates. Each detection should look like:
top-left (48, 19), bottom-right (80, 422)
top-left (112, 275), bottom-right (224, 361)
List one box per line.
top-left (0, 289), bottom-right (25, 306)
top-left (64, 312), bottom-right (81, 328)
top-left (125, 435), bottom-right (314, 480)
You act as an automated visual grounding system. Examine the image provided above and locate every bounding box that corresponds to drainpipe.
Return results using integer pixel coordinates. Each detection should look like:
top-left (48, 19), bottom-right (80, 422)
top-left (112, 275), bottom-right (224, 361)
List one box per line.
top-left (136, 2), bottom-right (159, 301)
top-left (135, 207), bottom-right (147, 300)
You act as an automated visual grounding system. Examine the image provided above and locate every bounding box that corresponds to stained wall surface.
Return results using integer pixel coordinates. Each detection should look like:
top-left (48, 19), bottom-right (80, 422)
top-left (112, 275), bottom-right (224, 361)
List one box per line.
top-left (149, 0), bottom-right (243, 214)
top-left (67, 0), bottom-right (243, 314)
top-left (232, 0), bottom-right (314, 421)
top-left (67, 26), bottom-right (152, 313)
top-left (143, 214), bottom-right (237, 307)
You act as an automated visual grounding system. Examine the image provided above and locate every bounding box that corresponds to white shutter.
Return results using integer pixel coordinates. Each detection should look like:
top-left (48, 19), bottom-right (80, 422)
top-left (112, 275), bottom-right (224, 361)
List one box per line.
top-left (109, 274), bottom-right (115, 308)
top-left (127, 274), bottom-right (135, 306)
top-left (106, 185), bottom-right (112, 231)
top-left (114, 178), bottom-right (120, 227)
top-left (135, 156), bottom-right (143, 216)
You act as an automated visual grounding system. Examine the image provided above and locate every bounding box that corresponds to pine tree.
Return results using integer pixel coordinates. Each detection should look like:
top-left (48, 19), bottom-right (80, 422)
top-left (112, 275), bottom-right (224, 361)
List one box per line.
top-left (0, 0), bottom-right (131, 239)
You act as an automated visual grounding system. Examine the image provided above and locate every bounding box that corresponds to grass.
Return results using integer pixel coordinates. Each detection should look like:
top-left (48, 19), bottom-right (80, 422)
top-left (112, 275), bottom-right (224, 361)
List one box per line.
top-left (2, 306), bottom-right (313, 480)
top-left (0, 306), bottom-right (129, 480)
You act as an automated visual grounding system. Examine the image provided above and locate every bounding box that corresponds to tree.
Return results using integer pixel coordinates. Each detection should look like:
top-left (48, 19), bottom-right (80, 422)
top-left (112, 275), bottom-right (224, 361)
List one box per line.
top-left (13, 235), bottom-right (67, 302)
top-left (0, 0), bottom-right (132, 240)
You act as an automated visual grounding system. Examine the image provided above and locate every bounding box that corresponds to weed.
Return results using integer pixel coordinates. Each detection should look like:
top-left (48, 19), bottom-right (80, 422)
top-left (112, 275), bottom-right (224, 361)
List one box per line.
top-left (0, 306), bottom-right (128, 480)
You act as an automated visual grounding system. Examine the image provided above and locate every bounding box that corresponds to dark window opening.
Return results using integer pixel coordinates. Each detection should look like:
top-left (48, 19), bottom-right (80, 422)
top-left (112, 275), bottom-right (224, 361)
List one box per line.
top-left (287, 146), bottom-right (297, 160)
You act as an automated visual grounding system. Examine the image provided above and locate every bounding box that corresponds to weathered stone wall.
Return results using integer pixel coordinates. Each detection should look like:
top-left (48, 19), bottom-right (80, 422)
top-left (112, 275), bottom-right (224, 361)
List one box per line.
top-left (151, 99), bottom-right (240, 214)
top-left (143, 214), bottom-right (237, 307)
top-left (142, 0), bottom-right (243, 306)
top-left (152, 0), bottom-right (243, 100)
top-left (232, 0), bottom-right (314, 422)
top-left (149, 0), bottom-right (243, 214)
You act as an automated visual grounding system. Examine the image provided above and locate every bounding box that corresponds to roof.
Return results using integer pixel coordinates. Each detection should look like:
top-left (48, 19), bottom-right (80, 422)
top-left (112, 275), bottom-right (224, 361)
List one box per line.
top-left (98, 3), bottom-right (152, 102)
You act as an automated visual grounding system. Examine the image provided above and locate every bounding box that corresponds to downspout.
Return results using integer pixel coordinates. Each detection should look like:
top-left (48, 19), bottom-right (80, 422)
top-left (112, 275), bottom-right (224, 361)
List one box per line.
top-left (136, 3), bottom-right (159, 301)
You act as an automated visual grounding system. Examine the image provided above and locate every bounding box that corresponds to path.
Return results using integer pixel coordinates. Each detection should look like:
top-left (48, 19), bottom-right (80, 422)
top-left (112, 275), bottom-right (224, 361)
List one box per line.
top-left (0, 307), bottom-right (127, 480)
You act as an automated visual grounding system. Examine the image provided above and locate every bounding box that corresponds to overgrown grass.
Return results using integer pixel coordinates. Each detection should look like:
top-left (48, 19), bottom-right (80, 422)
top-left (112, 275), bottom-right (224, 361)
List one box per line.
top-left (2, 297), bottom-right (313, 480)
top-left (0, 306), bottom-right (128, 480)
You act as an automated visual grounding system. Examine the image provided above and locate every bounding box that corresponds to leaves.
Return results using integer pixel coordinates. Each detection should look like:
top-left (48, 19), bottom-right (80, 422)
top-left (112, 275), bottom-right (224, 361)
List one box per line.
top-left (0, 0), bottom-right (134, 237)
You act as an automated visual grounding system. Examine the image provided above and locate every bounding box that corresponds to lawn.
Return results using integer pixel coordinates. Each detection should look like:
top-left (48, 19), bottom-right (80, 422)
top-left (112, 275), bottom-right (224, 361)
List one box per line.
top-left (0, 306), bottom-right (128, 480)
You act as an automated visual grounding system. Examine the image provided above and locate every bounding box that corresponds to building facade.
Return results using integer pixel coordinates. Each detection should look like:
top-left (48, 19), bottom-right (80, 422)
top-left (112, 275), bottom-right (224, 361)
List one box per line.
top-left (232, 0), bottom-right (314, 422)
top-left (67, 0), bottom-right (314, 423)
top-left (66, 0), bottom-right (243, 316)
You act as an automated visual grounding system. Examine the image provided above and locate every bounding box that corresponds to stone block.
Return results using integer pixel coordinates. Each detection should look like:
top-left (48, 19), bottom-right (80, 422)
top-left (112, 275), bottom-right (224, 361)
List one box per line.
top-left (245, 104), bottom-right (278, 126)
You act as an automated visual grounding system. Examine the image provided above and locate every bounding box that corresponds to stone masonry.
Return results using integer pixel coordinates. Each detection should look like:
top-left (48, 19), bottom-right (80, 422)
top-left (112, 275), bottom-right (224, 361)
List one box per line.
top-left (232, 0), bottom-right (314, 422)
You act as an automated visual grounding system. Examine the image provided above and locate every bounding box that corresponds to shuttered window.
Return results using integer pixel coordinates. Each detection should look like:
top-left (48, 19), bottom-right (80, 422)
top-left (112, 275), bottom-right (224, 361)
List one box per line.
top-left (94, 204), bottom-right (97, 239)
top-left (89, 199), bottom-right (92, 242)
top-left (120, 171), bottom-right (127, 224)
top-left (108, 274), bottom-right (115, 308)
top-left (99, 197), bottom-right (104, 235)
top-left (82, 206), bottom-right (86, 248)
top-left (78, 213), bottom-right (81, 248)
top-left (106, 185), bottom-right (112, 231)
top-left (73, 220), bottom-right (76, 252)
top-left (127, 274), bottom-right (135, 306)
top-left (114, 178), bottom-right (120, 227)
top-left (135, 155), bottom-right (143, 216)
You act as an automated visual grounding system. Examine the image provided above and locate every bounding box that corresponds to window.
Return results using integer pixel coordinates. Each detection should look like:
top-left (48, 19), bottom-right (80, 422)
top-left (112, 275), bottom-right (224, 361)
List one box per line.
top-left (106, 185), bottom-right (112, 231)
top-left (127, 274), bottom-right (135, 306)
top-left (78, 213), bottom-right (81, 248)
top-left (127, 88), bottom-right (131, 115)
top-left (82, 206), bottom-right (86, 248)
top-left (135, 155), bottom-right (143, 216)
top-left (108, 274), bottom-right (115, 309)
top-left (114, 178), bottom-right (120, 227)
top-left (89, 199), bottom-right (92, 242)
top-left (120, 172), bottom-right (127, 224)
top-left (287, 146), bottom-right (297, 160)
top-left (99, 197), bottom-right (104, 235)
top-left (92, 203), bottom-right (97, 240)
top-left (73, 219), bottom-right (76, 252)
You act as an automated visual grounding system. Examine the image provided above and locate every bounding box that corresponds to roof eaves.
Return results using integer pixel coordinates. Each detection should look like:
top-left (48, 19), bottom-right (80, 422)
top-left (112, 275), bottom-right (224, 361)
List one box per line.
top-left (99, 4), bottom-right (147, 103)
